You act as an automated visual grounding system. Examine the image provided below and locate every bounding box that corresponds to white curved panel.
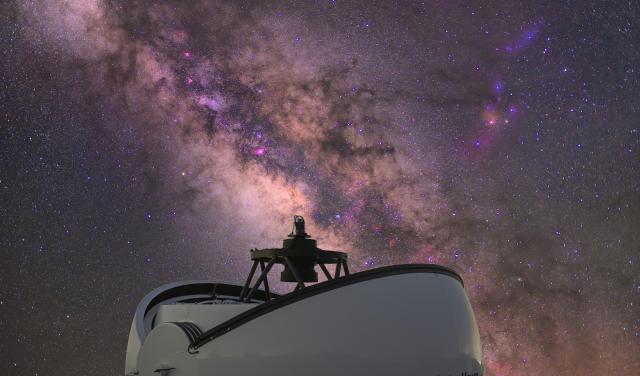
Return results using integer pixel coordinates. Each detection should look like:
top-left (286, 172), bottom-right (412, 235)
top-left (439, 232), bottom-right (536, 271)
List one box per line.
top-left (137, 271), bottom-right (482, 376)
top-left (154, 304), bottom-right (257, 330)
top-left (197, 273), bottom-right (481, 375)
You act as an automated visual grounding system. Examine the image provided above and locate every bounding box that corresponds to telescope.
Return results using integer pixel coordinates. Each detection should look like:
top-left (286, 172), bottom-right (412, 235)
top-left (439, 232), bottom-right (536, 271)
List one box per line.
top-left (125, 216), bottom-right (483, 375)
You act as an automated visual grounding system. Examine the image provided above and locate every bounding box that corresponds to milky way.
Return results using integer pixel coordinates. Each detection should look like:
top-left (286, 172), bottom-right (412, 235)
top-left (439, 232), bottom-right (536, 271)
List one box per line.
top-left (2, 1), bottom-right (639, 375)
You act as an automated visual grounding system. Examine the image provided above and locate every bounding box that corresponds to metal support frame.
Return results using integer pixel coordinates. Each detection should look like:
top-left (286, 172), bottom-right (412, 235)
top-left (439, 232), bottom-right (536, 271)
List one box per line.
top-left (259, 260), bottom-right (271, 301)
top-left (246, 257), bottom-right (276, 301)
top-left (239, 257), bottom-right (351, 302)
top-left (240, 258), bottom-right (277, 302)
top-left (239, 260), bottom-right (259, 301)
top-left (333, 259), bottom-right (350, 279)
top-left (237, 216), bottom-right (350, 301)
top-left (238, 257), bottom-right (350, 302)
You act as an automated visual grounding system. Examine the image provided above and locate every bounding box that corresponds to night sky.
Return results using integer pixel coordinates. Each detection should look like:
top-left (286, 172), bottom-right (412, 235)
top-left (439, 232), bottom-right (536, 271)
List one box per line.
top-left (2, 1), bottom-right (640, 375)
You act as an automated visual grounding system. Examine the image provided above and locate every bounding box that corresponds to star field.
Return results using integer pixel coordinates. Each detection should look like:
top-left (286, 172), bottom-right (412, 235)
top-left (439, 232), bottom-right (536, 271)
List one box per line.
top-left (1, 1), bottom-right (639, 375)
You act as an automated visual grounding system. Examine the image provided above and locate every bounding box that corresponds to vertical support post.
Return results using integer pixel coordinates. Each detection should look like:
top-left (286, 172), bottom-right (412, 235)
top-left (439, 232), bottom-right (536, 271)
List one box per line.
top-left (210, 283), bottom-right (218, 300)
top-left (342, 259), bottom-right (350, 276)
top-left (334, 260), bottom-right (342, 279)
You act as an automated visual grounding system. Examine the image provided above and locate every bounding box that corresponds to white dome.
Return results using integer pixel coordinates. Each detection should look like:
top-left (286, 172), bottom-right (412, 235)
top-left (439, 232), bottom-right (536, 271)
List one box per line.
top-left (126, 265), bottom-right (482, 376)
